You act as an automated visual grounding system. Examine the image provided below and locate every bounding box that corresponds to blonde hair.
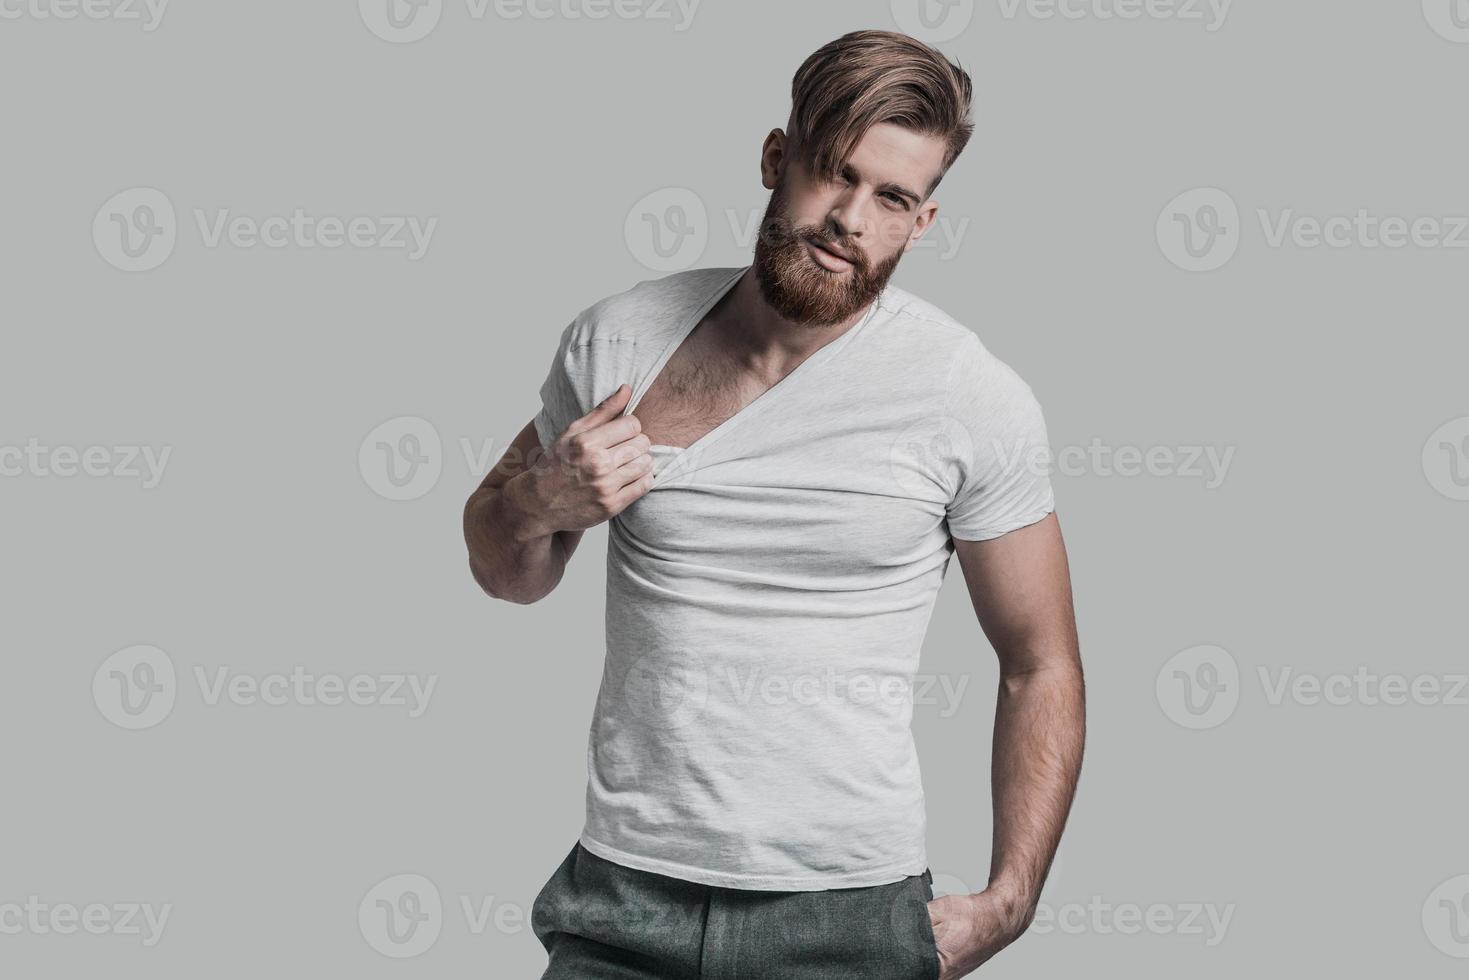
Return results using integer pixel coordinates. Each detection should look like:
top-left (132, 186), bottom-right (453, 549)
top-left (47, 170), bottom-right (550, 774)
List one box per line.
top-left (787, 30), bottom-right (974, 199)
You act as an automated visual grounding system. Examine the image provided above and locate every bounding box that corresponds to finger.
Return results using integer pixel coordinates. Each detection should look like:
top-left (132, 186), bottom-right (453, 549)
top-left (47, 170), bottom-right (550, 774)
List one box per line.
top-left (565, 383), bottom-right (631, 435)
top-left (609, 472), bottom-right (656, 512)
top-left (607, 434), bottom-right (652, 468)
top-left (613, 452), bottom-right (655, 488)
top-left (579, 412), bottom-right (643, 450)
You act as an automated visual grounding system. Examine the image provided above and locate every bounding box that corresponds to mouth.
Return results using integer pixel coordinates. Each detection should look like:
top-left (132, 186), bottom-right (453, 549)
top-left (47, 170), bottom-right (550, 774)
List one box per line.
top-left (805, 237), bottom-right (856, 273)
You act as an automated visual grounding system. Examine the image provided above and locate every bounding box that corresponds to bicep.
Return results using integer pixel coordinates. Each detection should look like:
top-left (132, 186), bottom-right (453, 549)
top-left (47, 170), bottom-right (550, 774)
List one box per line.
top-left (952, 513), bottom-right (1077, 671)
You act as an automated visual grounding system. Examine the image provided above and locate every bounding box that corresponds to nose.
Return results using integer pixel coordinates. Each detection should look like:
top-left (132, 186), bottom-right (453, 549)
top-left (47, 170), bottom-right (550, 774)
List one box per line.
top-left (826, 191), bottom-right (867, 246)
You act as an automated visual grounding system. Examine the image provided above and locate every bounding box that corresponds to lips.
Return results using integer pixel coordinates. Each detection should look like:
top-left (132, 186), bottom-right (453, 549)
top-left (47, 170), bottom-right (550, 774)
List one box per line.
top-left (809, 238), bottom-right (856, 263)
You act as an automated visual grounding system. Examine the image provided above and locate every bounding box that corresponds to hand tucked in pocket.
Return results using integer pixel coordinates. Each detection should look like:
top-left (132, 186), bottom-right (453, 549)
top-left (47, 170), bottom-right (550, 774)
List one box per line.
top-left (927, 886), bottom-right (1033, 979)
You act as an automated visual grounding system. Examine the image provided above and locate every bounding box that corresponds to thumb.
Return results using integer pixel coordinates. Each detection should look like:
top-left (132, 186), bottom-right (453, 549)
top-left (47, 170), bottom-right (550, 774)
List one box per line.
top-left (575, 383), bottom-right (632, 429)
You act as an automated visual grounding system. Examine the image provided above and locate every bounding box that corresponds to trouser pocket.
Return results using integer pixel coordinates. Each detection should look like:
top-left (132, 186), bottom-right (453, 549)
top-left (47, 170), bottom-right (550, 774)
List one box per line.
top-left (916, 869), bottom-right (940, 980)
top-left (877, 869), bottom-right (940, 980)
top-left (530, 842), bottom-right (580, 952)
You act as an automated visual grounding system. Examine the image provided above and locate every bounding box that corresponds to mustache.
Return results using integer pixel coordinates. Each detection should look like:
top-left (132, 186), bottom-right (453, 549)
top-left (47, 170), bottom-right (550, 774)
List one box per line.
top-left (759, 217), bottom-right (867, 272)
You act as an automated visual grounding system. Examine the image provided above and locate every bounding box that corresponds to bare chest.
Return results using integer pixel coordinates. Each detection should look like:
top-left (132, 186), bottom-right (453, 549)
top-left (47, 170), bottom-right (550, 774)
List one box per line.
top-left (632, 346), bottom-right (772, 449)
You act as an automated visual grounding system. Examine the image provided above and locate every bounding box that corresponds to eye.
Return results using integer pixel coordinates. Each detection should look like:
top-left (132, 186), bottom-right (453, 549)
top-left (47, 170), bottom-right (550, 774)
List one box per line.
top-left (881, 192), bottom-right (910, 209)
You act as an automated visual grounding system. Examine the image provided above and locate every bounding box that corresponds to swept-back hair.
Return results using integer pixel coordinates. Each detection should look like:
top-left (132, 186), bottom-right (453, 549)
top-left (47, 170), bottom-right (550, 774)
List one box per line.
top-left (786, 30), bottom-right (974, 199)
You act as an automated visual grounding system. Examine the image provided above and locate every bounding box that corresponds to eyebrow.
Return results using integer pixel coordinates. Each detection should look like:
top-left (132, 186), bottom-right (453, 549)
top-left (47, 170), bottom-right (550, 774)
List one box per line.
top-left (839, 163), bottom-right (922, 207)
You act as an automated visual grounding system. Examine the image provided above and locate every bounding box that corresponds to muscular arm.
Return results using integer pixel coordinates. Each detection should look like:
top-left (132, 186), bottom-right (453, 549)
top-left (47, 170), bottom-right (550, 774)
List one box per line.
top-left (929, 512), bottom-right (1085, 976)
top-left (462, 419), bottom-right (585, 604)
top-left (462, 385), bottom-right (654, 605)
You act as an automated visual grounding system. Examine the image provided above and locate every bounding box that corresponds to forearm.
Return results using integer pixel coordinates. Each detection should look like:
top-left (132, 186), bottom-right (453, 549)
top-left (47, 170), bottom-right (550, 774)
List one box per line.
top-left (986, 655), bottom-right (1086, 931)
top-left (463, 471), bottom-right (568, 604)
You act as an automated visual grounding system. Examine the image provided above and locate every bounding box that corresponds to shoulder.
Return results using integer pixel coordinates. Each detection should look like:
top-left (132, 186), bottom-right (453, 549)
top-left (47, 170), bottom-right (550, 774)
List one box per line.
top-left (873, 282), bottom-right (1042, 407)
top-left (540, 267), bottom-right (742, 424)
top-left (561, 266), bottom-right (743, 350)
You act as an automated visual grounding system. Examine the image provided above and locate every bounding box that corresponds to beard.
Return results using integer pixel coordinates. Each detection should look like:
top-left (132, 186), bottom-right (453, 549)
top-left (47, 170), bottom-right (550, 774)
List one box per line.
top-left (752, 178), bottom-right (904, 327)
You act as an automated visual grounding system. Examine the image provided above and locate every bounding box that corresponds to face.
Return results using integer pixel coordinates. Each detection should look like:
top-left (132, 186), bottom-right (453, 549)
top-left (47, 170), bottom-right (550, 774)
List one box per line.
top-left (753, 122), bottom-right (945, 326)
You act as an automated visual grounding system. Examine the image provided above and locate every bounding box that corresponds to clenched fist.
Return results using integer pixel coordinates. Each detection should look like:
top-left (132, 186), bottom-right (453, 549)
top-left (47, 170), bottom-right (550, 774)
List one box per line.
top-left (518, 384), bottom-right (655, 536)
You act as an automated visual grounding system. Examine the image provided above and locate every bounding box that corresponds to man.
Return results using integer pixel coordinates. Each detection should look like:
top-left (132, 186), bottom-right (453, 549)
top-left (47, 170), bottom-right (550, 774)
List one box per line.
top-left (464, 29), bottom-right (1084, 980)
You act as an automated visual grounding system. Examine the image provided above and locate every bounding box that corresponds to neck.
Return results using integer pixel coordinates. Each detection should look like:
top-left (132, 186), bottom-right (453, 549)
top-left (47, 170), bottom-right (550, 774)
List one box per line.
top-left (711, 266), bottom-right (877, 370)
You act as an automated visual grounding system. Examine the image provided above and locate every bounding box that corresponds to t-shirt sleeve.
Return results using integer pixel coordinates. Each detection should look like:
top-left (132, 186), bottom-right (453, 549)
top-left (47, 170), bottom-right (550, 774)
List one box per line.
top-left (533, 320), bottom-right (587, 452)
top-left (943, 333), bottom-right (1056, 541)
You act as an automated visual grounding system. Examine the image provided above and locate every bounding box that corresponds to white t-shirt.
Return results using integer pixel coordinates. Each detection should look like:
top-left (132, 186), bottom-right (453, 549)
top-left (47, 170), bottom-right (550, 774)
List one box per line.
top-left (534, 265), bottom-right (1055, 891)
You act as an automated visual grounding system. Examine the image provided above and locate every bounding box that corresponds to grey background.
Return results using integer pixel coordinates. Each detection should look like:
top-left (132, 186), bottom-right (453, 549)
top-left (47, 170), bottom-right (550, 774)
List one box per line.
top-left (3, 0), bottom-right (1466, 975)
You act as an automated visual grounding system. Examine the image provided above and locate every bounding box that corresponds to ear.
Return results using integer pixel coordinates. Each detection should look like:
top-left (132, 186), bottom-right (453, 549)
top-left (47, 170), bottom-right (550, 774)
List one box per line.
top-left (903, 199), bottom-right (941, 253)
top-left (760, 129), bottom-right (786, 190)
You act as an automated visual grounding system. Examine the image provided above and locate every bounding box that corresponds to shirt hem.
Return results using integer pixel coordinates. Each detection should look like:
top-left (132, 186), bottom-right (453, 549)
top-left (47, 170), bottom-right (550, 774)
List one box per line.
top-left (948, 504), bottom-right (1056, 542)
top-left (577, 831), bottom-right (925, 892)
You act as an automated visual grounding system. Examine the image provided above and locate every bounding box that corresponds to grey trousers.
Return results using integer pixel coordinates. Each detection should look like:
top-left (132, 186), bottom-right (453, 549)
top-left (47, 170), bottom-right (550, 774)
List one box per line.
top-left (531, 842), bottom-right (941, 980)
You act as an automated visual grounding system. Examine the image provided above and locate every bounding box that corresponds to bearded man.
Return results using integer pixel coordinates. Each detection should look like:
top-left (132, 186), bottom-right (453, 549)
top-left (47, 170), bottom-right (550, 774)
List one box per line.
top-left (463, 29), bottom-right (1086, 980)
